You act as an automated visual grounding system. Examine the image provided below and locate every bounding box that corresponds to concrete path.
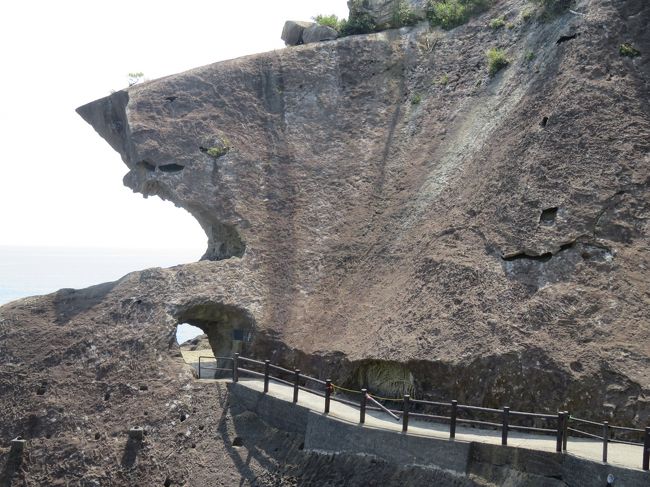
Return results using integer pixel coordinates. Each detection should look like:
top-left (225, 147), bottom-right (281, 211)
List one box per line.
top-left (232, 377), bottom-right (646, 472)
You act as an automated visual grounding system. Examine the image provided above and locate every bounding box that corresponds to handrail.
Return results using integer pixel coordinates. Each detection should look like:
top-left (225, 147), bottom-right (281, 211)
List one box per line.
top-left (237, 367), bottom-right (265, 378)
top-left (570, 416), bottom-right (602, 427)
top-left (410, 398), bottom-right (448, 407)
top-left (609, 424), bottom-right (645, 433)
top-left (268, 363), bottom-right (295, 375)
top-left (508, 424), bottom-right (556, 434)
top-left (194, 353), bottom-right (650, 471)
top-left (568, 427), bottom-right (603, 440)
top-left (238, 356), bottom-right (265, 366)
top-left (456, 418), bottom-right (502, 428)
top-left (509, 410), bottom-right (556, 420)
top-left (198, 355), bottom-right (234, 379)
top-left (458, 404), bottom-right (501, 414)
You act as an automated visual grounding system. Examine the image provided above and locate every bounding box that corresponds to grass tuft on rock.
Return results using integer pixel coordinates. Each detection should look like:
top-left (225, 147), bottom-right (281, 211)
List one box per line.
top-left (619, 43), bottom-right (641, 58)
top-left (206, 139), bottom-right (230, 158)
top-left (486, 47), bottom-right (509, 76)
top-left (427, 0), bottom-right (491, 30)
top-left (489, 17), bottom-right (506, 29)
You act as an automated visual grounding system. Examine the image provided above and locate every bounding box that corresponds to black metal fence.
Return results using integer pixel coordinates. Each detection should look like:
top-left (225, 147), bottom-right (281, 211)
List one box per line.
top-left (197, 353), bottom-right (650, 471)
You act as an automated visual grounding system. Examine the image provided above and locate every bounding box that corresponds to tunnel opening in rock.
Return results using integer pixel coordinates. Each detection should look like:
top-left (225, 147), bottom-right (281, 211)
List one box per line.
top-left (175, 302), bottom-right (254, 378)
top-left (176, 323), bottom-right (204, 345)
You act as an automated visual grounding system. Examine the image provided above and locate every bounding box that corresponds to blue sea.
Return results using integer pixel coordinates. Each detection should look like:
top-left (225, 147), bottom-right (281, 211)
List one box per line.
top-left (0, 246), bottom-right (204, 343)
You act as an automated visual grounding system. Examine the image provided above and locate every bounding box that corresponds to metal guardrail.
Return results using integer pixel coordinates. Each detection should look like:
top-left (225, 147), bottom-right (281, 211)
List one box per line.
top-left (195, 353), bottom-right (650, 471)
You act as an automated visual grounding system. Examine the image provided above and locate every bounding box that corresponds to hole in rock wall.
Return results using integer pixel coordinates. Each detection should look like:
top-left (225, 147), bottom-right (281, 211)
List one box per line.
top-left (159, 163), bottom-right (185, 173)
top-left (556, 33), bottom-right (579, 44)
top-left (539, 207), bottom-right (558, 225)
top-left (175, 303), bottom-right (254, 378)
top-left (202, 220), bottom-right (246, 261)
top-left (540, 116), bottom-right (548, 127)
top-left (354, 361), bottom-right (415, 398)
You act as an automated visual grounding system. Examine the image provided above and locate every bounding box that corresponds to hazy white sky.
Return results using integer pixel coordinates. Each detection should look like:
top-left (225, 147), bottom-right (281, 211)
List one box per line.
top-left (0, 0), bottom-right (348, 251)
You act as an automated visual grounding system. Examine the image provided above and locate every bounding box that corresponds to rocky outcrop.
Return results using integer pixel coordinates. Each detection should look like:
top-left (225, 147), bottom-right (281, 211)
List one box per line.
top-left (281, 20), bottom-right (314, 46)
top-left (1, 0), bottom-right (650, 483)
top-left (67, 0), bottom-right (650, 423)
top-left (302, 24), bottom-right (339, 44)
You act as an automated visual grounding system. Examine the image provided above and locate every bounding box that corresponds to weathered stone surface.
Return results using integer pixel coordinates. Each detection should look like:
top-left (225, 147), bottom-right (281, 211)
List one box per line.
top-left (68, 0), bottom-right (650, 424)
top-left (2, 0), bottom-right (650, 484)
top-left (70, 0), bottom-right (650, 426)
top-left (348, 0), bottom-right (428, 26)
top-left (281, 20), bottom-right (314, 46)
top-left (302, 24), bottom-right (338, 44)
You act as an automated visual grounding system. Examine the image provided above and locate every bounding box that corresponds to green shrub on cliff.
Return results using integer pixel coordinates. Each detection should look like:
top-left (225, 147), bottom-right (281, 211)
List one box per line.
top-left (392, 0), bottom-right (420, 27)
top-left (339, 12), bottom-right (377, 36)
top-left (488, 16), bottom-right (505, 29)
top-left (619, 43), bottom-right (641, 58)
top-left (206, 138), bottom-right (230, 158)
top-left (486, 47), bottom-right (509, 76)
top-left (426, 0), bottom-right (491, 30)
top-left (313, 14), bottom-right (344, 31)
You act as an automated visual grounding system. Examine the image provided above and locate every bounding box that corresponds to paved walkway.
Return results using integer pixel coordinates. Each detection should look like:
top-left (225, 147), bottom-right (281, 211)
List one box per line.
top-left (233, 377), bottom-right (645, 472)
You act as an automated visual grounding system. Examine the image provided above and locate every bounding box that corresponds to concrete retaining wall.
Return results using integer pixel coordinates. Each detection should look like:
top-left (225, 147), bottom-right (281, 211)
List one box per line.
top-left (229, 383), bottom-right (649, 486)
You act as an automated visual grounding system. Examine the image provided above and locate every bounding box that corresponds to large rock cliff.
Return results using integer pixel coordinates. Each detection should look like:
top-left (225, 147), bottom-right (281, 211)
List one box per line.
top-left (1, 0), bottom-right (649, 484)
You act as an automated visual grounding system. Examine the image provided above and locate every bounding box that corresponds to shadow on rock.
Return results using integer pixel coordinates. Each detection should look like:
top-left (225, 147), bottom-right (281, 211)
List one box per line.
top-left (0, 449), bottom-right (24, 487)
top-left (120, 436), bottom-right (142, 469)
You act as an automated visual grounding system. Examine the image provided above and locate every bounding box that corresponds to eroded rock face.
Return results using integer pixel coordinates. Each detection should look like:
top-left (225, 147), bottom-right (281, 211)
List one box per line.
top-left (72, 0), bottom-right (650, 426)
top-left (281, 20), bottom-right (315, 46)
top-left (71, 0), bottom-right (650, 424)
top-left (302, 24), bottom-right (339, 44)
top-left (1, 4), bottom-right (650, 483)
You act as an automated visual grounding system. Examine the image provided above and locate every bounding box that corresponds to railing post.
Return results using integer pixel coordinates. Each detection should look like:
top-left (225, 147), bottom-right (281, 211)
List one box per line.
top-left (325, 379), bottom-right (332, 414)
top-left (263, 360), bottom-right (270, 393)
top-left (232, 353), bottom-right (239, 383)
top-left (10, 437), bottom-right (26, 456)
top-left (502, 406), bottom-right (510, 446)
top-left (360, 389), bottom-right (367, 424)
top-left (402, 394), bottom-right (410, 433)
top-left (643, 426), bottom-right (649, 471)
top-left (293, 369), bottom-right (300, 403)
top-left (556, 412), bottom-right (564, 452)
top-left (563, 411), bottom-right (569, 451)
top-left (602, 421), bottom-right (609, 463)
top-left (450, 400), bottom-right (457, 439)
top-left (198, 356), bottom-right (202, 379)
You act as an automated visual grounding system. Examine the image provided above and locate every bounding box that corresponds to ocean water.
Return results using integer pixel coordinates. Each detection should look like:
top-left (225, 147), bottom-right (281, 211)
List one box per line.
top-left (0, 246), bottom-right (205, 343)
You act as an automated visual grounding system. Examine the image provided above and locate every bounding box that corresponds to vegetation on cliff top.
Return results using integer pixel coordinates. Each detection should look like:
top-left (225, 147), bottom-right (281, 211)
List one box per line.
top-left (315, 0), bottom-right (495, 37)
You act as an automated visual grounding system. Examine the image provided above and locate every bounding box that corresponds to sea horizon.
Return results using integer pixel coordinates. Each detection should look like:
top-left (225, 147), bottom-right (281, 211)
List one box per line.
top-left (0, 244), bottom-right (202, 307)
